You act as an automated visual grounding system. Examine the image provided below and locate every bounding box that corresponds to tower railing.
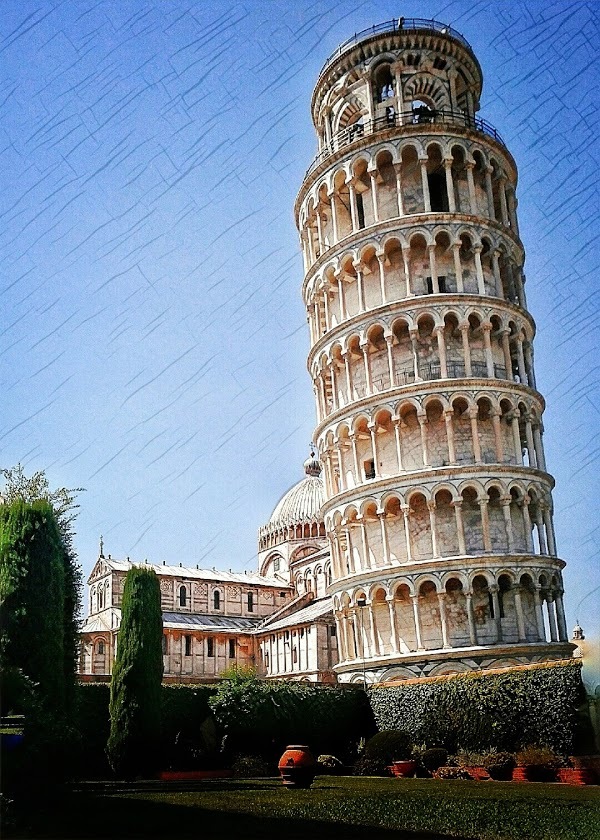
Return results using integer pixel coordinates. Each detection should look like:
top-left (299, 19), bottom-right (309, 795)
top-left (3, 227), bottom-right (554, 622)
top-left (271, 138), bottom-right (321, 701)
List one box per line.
top-left (318, 18), bottom-right (473, 78)
top-left (305, 108), bottom-right (505, 178)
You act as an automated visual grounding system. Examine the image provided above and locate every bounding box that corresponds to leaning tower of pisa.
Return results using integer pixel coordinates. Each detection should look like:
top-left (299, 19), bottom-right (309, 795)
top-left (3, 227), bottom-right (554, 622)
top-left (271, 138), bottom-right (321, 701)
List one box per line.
top-left (295, 18), bottom-right (573, 683)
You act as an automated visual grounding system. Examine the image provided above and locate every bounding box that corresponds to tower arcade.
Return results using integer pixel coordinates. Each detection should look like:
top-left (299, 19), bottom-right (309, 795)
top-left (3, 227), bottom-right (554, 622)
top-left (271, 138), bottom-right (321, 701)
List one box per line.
top-left (296, 19), bottom-right (573, 682)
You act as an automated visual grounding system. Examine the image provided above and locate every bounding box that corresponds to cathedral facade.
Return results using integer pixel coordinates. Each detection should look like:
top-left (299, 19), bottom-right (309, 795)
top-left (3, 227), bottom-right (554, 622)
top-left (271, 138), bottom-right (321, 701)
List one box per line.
top-left (79, 18), bottom-right (573, 685)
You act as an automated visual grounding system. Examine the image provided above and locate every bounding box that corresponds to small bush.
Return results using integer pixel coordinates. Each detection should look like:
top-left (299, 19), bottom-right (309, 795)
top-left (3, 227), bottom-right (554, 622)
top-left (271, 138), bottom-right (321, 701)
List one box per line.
top-left (364, 730), bottom-right (411, 763)
top-left (353, 756), bottom-right (391, 776)
top-left (433, 765), bottom-right (471, 780)
top-left (317, 754), bottom-right (343, 773)
top-left (231, 755), bottom-right (272, 778)
top-left (515, 745), bottom-right (564, 768)
top-left (421, 747), bottom-right (448, 773)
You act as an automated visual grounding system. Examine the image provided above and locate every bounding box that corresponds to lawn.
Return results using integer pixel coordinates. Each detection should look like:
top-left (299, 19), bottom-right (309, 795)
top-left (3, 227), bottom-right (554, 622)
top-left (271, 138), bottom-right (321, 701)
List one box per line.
top-left (6, 776), bottom-right (600, 840)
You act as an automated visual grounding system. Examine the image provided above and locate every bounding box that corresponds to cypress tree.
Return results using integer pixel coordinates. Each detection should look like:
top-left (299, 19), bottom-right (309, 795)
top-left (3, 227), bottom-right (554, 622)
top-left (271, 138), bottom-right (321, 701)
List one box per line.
top-left (107, 566), bottom-right (163, 778)
top-left (0, 465), bottom-right (83, 716)
top-left (0, 499), bottom-right (65, 713)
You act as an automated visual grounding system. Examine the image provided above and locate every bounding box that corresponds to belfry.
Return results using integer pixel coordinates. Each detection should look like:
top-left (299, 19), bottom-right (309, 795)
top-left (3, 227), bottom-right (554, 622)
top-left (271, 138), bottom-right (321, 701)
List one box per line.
top-left (297, 18), bottom-right (573, 682)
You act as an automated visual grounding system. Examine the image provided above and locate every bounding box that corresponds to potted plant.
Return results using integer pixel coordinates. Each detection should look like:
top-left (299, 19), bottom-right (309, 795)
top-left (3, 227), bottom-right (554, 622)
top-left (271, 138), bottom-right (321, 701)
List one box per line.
top-left (389, 751), bottom-right (417, 778)
top-left (455, 749), bottom-right (515, 781)
top-left (514, 745), bottom-right (563, 782)
top-left (484, 750), bottom-right (516, 781)
top-left (557, 755), bottom-right (598, 785)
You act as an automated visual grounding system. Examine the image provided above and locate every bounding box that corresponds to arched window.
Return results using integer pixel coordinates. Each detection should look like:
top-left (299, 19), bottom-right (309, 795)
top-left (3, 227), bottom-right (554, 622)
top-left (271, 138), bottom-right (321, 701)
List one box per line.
top-left (98, 588), bottom-right (104, 609)
top-left (184, 635), bottom-right (192, 656)
top-left (247, 592), bottom-right (254, 612)
top-left (97, 640), bottom-right (105, 655)
top-left (179, 586), bottom-right (187, 607)
top-left (213, 590), bottom-right (221, 610)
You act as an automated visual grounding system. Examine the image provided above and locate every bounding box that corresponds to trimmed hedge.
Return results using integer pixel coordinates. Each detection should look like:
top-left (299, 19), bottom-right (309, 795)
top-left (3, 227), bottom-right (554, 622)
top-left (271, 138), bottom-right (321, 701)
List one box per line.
top-left (209, 675), bottom-right (375, 761)
top-left (369, 661), bottom-right (587, 754)
top-left (76, 680), bottom-right (374, 775)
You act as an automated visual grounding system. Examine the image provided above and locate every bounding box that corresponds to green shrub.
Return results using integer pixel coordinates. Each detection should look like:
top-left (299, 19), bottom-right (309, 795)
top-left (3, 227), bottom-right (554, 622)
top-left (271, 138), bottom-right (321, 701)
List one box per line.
top-left (369, 662), bottom-right (584, 754)
top-left (364, 730), bottom-right (411, 762)
top-left (421, 747), bottom-right (448, 772)
top-left (231, 754), bottom-right (272, 778)
top-left (317, 754), bottom-right (343, 772)
top-left (433, 766), bottom-right (471, 780)
top-left (515, 744), bottom-right (564, 768)
top-left (353, 755), bottom-right (391, 776)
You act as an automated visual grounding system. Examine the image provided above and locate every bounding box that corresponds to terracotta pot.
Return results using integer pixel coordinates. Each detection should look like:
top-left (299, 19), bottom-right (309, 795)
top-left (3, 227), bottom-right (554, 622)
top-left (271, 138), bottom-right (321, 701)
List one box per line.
top-left (278, 745), bottom-right (316, 789)
top-left (557, 767), bottom-right (595, 785)
top-left (513, 765), bottom-right (556, 782)
top-left (465, 766), bottom-right (491, 781)
top-left (390, 760), bottom-right (417, 778)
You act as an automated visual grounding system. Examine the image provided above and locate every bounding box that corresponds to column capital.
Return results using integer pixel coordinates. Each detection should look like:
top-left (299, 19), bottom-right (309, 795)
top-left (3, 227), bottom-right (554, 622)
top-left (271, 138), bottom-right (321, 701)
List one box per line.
top-left (481, 321), bottom-right (493, 332)
top-left (352, 259), bottom-right (364, 271)
top-left (427, 499), bottom-right (437, 512)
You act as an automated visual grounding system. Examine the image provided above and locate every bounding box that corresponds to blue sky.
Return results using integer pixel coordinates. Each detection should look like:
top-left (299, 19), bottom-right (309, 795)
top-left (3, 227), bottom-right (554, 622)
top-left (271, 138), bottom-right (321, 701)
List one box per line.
top-left (2, 0), bottom-right (598, 679)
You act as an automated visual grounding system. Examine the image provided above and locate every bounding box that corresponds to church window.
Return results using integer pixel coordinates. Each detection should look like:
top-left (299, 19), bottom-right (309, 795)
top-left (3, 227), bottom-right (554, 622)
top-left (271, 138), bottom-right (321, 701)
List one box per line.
top-left (356, 193), bottom-right (365, 229)
top-left (293, 647), bottom-right (298, 663)
top-left (179, 586), bottom-right (187, 607)
top-left (162, 634), bottom-right (168, 654)
top-left (207, 638), bottom-right (214, 657)
top-left (330, 624), bottom-right (336, 637)
top-left (98, 589), bottom-right (104, 610)
top-left (247, 592), bottom-right (254, 612)
top-left (229, 638), bottom-right (236, 658)
top-left (428, 171), bottom-right (449, 212)
top-left (97, 641), bottom-right (105, 654)
top-left (184, 635), bottom-right (192, 656)
top-left (273, 557), bottom-right (280, 572)
top-left (213, 590), bottom-right (221, 610)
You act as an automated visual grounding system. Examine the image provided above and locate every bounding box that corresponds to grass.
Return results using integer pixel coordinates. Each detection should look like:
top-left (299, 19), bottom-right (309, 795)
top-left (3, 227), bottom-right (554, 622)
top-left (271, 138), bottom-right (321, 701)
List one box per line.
top-left (5, 776), bottom-right (600, 840)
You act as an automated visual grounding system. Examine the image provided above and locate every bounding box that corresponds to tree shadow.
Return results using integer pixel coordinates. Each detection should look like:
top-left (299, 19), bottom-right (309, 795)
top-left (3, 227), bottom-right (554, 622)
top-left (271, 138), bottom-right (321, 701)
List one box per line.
top-left (6, 790), bottom-right (469, 840)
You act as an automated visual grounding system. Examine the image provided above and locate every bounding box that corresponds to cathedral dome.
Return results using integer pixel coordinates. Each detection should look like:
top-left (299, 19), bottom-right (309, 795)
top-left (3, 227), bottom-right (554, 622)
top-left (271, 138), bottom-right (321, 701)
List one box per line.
top-left (268, 454), bottom-right (324, 528)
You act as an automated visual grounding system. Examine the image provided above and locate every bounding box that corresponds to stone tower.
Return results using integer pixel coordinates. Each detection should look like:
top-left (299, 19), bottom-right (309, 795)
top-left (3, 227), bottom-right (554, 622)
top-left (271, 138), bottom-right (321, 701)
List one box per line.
top-left (295, 18), bottom-right (573, 683)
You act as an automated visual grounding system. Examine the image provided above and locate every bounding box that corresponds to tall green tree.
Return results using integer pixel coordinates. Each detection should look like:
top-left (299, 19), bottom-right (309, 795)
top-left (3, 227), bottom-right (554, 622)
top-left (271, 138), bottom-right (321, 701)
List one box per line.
top-left (107, 566), bottom-right (163, 778)
top-left (0, 499), bottom-right (65, 713)
top-left (1, 465), bottom-right (83, 715)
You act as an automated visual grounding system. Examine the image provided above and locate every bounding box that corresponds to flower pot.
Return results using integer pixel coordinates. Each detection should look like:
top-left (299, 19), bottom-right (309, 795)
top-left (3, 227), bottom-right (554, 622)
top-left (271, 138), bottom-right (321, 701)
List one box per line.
top-left (390, 760), bottom-right (417, 778)
top-left (487, 763), bottom-right (514, 781)
top-left (557, 768), bottom-right (595, 785)
top-left (465, 766), bottom-right (491, 781)
top-left (514, 765), bottom-right (556, 782)
top-left (278, 745), bottom-right (316, 789)
top-left (512, 766), bottom-right (529, 782)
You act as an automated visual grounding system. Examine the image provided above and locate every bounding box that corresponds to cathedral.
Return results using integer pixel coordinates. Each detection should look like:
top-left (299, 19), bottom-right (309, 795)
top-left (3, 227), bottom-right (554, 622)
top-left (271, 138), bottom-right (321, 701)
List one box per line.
top-left (79, 18), bottom-right (573, 685)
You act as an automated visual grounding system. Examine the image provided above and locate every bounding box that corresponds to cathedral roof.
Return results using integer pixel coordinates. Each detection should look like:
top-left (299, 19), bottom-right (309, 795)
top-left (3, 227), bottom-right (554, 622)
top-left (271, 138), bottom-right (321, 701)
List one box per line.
top-left (88, 556), bottom-right (288, 588)
top-left (255, 596), bottom-right (332, 632)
